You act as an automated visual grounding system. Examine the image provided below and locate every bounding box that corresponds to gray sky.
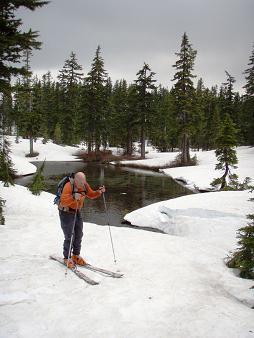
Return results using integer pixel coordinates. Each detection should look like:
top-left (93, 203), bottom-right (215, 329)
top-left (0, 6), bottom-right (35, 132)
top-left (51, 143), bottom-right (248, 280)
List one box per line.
top-left (19, 0), bottom-right (254, 93)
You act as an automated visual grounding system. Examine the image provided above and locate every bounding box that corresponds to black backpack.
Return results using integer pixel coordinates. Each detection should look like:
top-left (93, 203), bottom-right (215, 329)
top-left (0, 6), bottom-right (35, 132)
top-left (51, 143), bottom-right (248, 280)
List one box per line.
top-left (53, 173), bottom-right (75, 205)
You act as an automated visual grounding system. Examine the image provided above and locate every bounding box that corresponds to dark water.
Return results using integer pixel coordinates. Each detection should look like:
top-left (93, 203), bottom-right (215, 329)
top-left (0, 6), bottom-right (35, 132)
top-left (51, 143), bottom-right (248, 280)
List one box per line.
top-left (15, 161), bottom-right (192, 227)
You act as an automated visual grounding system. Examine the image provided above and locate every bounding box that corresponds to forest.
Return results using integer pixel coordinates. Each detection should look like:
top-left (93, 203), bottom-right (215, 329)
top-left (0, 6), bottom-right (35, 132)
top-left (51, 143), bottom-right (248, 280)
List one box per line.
top-left (1, 38), bottom-right (254, 162)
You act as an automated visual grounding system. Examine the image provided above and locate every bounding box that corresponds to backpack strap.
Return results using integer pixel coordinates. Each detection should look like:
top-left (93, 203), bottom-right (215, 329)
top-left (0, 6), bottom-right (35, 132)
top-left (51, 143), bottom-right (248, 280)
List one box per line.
top-left (69, 173), bottom-right (75, 199)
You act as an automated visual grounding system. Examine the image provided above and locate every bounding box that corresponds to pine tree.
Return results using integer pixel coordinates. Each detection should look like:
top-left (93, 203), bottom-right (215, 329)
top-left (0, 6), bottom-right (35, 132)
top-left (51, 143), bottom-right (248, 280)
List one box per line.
top-left (212, 114), bottom-right (238, 190)
top-left (110, 79), bottom-right (129, 147)
top-left (58, 52), bottom-right (83, 87)
top-left (0, 197), bottom-right (5, 224)
top-left (0, 138), bottom-right (16, 185)
top-left (14, 51), bottom-right (42, 156)
top-left (150, 86), bottom-right (177, 152)
top-left (0, 86), bottom-right (16, 185)
top-left (1, 88), bottom-right (13, 134)
top-left (243, 44), bottom-right (254, 97)
top-left (58, 52), bottom-right (84, 145)
top-left (0, 0), bottom-right (48, 90)
top-left (102, 77), bottom-right (113, 149)
top-left (81, 46), bottom-right (108, 151)
top-left (53, 123), bottom-right (62, 144)
top-left (172, 32), bottom-right (197, 165)
top-left (242, 44), bottom-right (254, 145)
top-left (227, 197), bottom-right (254, 279)
top-left (40, 72), bottom-right (55, 141)
top-left (135, 63), bottom-right (156, 159)
top-left (202, 86), bottom-right (221, 150)
top-left (28, 161), bottom-right (45, 195)
top-left (192, 78), bottom-right (206, 151)
top-left (51, 82), bottom-right (63, 141)
top-left (220, 71), bottom-right (240, 125)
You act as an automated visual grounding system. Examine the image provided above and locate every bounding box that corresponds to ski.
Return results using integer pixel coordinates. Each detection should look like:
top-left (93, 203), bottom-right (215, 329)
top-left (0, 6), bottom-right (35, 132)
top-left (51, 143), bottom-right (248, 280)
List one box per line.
top-left (49, 255), bottom-right (99, 286)
top-left (82, 263), bottom-right (124, 278)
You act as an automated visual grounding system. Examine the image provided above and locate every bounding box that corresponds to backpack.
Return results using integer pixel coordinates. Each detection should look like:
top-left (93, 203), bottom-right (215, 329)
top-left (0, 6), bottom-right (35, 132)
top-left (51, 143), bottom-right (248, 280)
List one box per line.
top-left (53, 173), bottom-right (75, 205)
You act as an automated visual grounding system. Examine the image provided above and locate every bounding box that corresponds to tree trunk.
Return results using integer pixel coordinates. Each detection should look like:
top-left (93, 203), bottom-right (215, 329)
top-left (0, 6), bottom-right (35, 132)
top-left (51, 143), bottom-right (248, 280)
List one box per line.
top-left (99, 166), bottom-right (104, 185)
top-left (126, 128), bottom-right (132, 156)
top-left (181, 132), bottom-right (190, 165)
top-left (95, 142), bottom-right (100, 152)
top-left (140, 123), bottom-right (145, 159)
top-left (220, 162), bottom-right (229, 190)
top-left (87, 132), bottom-right (92, 152)
top-left (29, 136), bottom-right (34, 156)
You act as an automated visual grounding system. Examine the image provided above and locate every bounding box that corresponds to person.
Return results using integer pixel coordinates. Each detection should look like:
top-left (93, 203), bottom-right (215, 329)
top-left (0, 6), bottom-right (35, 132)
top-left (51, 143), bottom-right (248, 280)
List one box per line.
top-left (58, 171), bottom-right (105, 268)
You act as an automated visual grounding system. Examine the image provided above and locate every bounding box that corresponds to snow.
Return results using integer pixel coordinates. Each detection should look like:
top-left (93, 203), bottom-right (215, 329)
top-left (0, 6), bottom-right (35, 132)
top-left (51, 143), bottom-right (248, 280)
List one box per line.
top-left (124, 190), bottom-right (252, 249)
top-left (8, 136), bottom-right (83, 176)
top-left (0, 138), bottom-right (254, 337)
top-left (115, 146), bottom-right (254, 191)
top-left (0, 184), bottom-right (253, 337)
top-left (162, 147), bottom-right (254, 191)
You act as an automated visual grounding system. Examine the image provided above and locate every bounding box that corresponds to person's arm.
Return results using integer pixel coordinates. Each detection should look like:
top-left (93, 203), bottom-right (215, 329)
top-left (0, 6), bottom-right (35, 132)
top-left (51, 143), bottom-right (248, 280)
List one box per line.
top-left (60, 182), bottom-right (84, 208)
top-left (85, 183), bottom-right (104, 199)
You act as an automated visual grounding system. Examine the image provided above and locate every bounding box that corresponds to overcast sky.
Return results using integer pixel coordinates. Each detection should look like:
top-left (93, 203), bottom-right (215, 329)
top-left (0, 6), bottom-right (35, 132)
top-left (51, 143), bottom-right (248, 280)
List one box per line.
top-left (18, 0), bottom-right (254, 93)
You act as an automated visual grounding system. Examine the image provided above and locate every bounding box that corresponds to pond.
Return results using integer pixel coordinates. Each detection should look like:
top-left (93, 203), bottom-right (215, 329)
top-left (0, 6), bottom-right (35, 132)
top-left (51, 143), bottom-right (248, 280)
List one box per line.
top-left (15, 161), bottom-right (192, 231)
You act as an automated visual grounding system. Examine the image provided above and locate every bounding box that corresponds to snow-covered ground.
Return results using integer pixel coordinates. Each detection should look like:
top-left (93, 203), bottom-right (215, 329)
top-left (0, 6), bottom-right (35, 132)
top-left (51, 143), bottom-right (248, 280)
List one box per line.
top-left (1, 138), bottom-right (254, 337)
top-left (0, 184), bottom-right (254, 338)
top-left (116, 146), bottom-right (254, 191)
top-left (7, 136), bottom-right (84, 176)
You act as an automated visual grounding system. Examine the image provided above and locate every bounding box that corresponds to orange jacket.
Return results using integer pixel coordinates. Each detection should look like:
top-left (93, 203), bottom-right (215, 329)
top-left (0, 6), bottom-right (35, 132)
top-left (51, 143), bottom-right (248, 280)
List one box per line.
top-left (60, 181), bottom-right (101, 210)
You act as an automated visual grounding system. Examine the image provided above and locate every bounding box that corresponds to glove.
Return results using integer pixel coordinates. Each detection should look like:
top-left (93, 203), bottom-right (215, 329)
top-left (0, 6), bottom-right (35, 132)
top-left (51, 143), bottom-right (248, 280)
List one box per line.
top-left (99, 186), bottom-right (106, 193)
top-left (74, 193), bottom-right (82, 200)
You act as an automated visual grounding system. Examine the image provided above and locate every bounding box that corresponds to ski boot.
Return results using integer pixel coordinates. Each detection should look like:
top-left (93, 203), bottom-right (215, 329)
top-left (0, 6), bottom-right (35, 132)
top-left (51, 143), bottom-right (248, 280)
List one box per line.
top-left (72, 255), bottom-right (87, 266)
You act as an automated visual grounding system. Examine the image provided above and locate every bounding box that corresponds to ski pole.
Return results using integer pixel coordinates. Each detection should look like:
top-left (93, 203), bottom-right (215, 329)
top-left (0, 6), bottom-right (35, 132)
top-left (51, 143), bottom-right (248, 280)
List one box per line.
top-left (65, 202), bottom-right (78, 276)
top-left (102, 192), bottom-right (117, 264)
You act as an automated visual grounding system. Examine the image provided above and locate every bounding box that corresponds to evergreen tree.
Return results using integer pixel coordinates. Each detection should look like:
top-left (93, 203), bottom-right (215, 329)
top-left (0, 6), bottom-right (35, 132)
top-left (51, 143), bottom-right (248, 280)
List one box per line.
top-left (0, 197), bottom-right (5, 224)
top-left (109, 80), bottom-right (140, 155)
top-left (110, 79), bottom-right (129, 147)
top-left (211, 114), bottom-right (238, 190)
top-left (40, 72), bottom-right (55, 141)
top-left (243, 44), bottom-right (254, 97)
top-left (81, 46), bottom-right (108, 151)
top-left (172, 32), bottom-right (197, 164)
top-left (1, 88), bottom-right (13, 134)
top-left (220, 71), bottom-right (239, 124)
top-left (0, 86), bottom-right (16, 185)
top-left (126, 84), bottom-right (140, 155)
top-left (0, 0), bottom-right (48, 89)
top-left (51, 82), bottom-right (63, 142)
top-left (150, 86), bottom-right (177, 152)
top-left (0, 138), bottom-right (16, 185)
top-left (58, 52), bottom-right (84, 145)
top-left (227, 197), bottom-right (254, 279)
top-left (102, 77), bottom-right (113, 149)
top-left (242, 44), bottom-right (254, 145)
top-left (14, 51), bottom-right (42, 156)
top-left (202, 87), bottom-right (221, 150)
top-left (191, 78), bottom-right (206, 151)
top-left (28, 161), bottom-right (45, 195)
top-left (58, 51), bottom-right (83, 87)
top-left (135, 63), bottom-right (156, 159)
top-left (53, 123), bottom-right (62, 144)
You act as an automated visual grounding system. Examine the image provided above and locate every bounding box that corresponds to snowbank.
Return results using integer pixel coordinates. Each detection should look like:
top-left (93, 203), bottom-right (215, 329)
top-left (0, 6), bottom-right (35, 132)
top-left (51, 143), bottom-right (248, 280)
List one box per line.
top-left (114, 146), bottom-right (254, 191)
top-left (162, 146), bottom-right (254, 191)
top-left (124, 190), bottom-right (253, 249)
top-left (0, 183), bottom-right (253, 338)
top-left (7, 136), bottom-right (83, 176)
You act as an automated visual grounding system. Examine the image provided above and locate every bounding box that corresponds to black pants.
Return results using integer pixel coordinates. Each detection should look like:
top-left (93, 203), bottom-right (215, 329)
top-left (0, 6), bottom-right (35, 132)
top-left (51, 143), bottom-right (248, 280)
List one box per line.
top-left (59, 210), bottom-right (83, 259)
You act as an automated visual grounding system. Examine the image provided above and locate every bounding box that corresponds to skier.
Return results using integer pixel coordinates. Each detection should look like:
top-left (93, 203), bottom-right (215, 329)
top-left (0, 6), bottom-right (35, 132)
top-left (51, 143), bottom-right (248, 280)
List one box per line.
top-left (58, 171), bottom-right (105, 268)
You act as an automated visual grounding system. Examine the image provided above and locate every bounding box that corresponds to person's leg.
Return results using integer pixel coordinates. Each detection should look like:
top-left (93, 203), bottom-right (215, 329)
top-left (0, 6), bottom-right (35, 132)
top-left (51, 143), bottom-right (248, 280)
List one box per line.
top-left (59, 210), bottom-right (76, 259)
top-left (72, 211), bottom-right (83, 256)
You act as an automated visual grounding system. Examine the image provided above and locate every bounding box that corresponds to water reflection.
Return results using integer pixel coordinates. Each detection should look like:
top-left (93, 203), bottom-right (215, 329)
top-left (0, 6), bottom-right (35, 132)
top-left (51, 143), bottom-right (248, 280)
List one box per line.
top-left (15, 161), bottom-right (192, 226)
